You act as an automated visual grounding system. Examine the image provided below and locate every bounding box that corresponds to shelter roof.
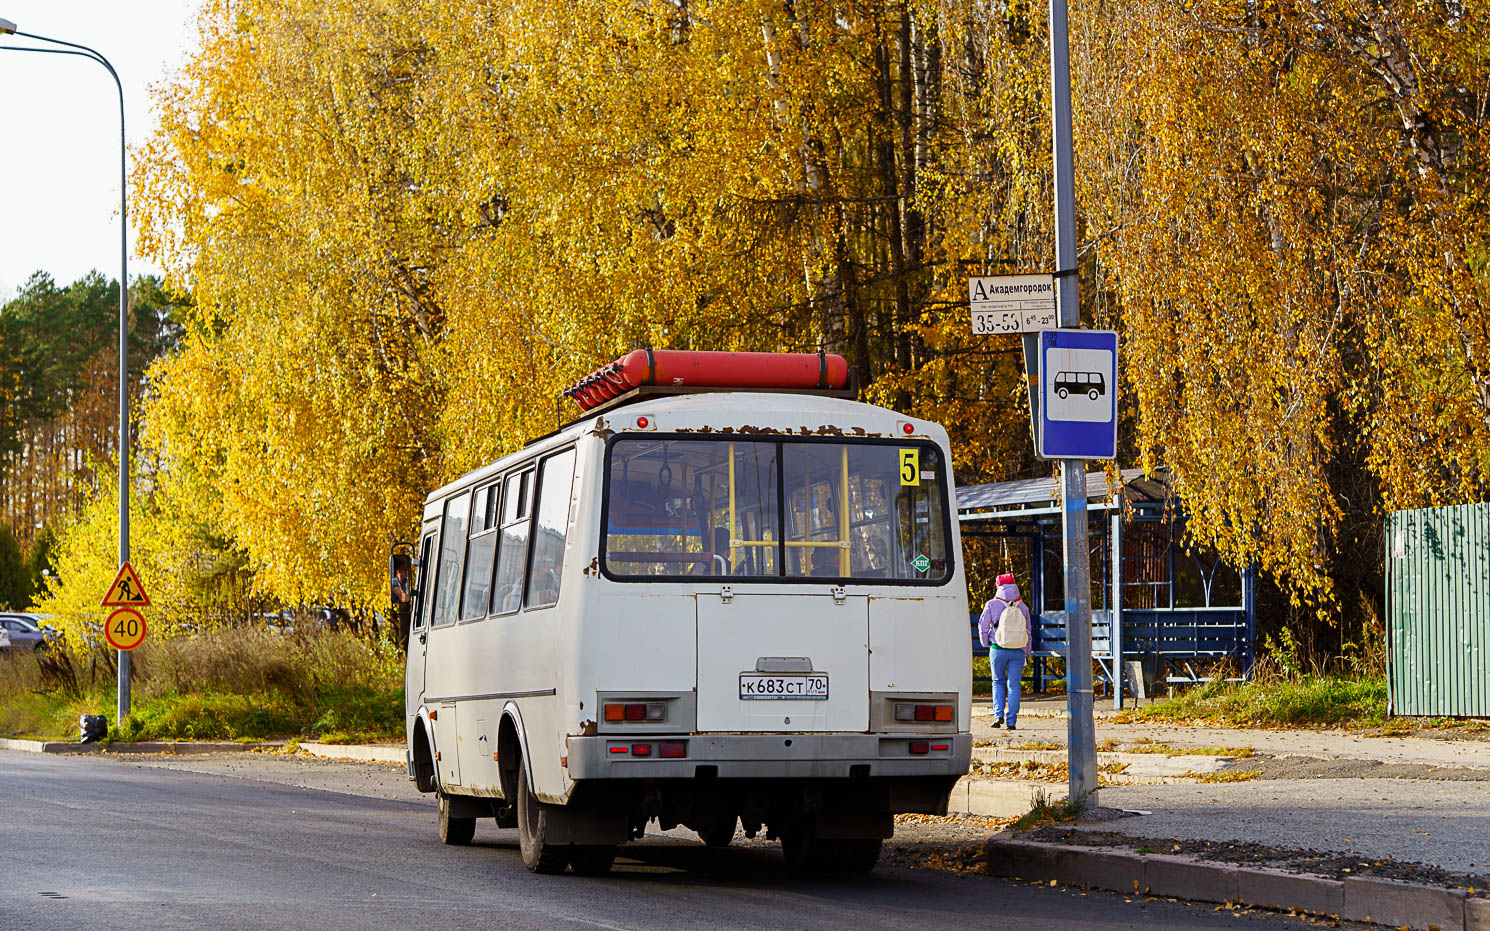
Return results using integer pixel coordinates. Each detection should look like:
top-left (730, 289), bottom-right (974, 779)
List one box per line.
top-left (955, 468), bottom-right (1166, 522)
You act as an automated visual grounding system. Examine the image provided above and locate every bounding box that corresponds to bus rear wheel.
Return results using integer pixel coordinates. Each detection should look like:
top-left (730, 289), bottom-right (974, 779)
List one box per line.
top-left (437, 792), bottom-right (476, 846)
top-left (780, 824), bottom-right (882, 874)
top-left (835, 838), bottom-right (882, 874)
top-left (516, 756), bottom-right (569, 874)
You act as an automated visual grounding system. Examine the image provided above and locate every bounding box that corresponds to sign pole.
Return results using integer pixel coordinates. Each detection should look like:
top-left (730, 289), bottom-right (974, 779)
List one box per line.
top-left (1050, 0), bottom-right (1098, 808)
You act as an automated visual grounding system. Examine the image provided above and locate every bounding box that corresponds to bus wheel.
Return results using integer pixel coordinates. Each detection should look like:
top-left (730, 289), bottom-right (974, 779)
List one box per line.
top-left (779, 824), bottom-right (836, 873)
top-left (437, 792), bottom-right (476, 846)
top-left (569, 845), bottom-right (617, 876)
top-left (835, 838), bottom-right (882, 874)
top-left (516, 757), bottom-right (568, 874)
top-left (697, 815), bottom-right (738, 848)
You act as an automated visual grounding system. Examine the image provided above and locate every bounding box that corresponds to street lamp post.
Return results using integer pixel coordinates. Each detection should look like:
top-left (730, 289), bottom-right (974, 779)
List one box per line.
top-left (0, 17), bottom-right (133, 725)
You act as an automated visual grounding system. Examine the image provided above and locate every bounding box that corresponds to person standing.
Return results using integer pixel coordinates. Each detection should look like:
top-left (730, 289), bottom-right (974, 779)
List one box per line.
top-left (978, 572), bottom-right (1032, 730)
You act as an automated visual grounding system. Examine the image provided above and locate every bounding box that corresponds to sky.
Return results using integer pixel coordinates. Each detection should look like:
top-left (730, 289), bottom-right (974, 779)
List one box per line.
top-left (0, 1), bottom-right (201, 302)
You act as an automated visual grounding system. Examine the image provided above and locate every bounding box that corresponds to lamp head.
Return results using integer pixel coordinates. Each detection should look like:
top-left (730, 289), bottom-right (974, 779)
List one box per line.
top-left (0, 18), bottom-right (16, 35)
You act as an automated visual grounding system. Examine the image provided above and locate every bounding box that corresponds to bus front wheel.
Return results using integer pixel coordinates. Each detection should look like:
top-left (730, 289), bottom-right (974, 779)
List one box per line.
top-left (516, 755), bottom-right (570, 874)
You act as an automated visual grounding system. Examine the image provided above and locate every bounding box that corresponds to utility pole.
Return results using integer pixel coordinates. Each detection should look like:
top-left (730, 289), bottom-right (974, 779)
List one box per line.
top-left (0, 19), bottom-right (131, 723)
top-left (1049, 0), bottom-right (1098, 808)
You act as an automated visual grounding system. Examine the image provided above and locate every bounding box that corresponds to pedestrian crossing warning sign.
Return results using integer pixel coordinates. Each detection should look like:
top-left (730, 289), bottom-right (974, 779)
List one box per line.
top-left (102, 562), bottom-right (150, 608)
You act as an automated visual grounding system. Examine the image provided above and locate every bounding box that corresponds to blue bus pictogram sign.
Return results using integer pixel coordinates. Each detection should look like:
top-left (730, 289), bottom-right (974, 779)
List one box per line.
top-left (1037, 329), bottom-right (1118, 460)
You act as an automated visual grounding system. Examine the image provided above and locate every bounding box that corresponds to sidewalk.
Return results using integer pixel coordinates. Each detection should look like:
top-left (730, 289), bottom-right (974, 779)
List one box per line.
top-left (959, 693), bottom-right (1490, 928)
top-left (974, 694), bottom-right (1490, 770)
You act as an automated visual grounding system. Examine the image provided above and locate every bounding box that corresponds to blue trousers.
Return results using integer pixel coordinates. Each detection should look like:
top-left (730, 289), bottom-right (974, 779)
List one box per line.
top-left (992, 649), bottom-right (1026, 726)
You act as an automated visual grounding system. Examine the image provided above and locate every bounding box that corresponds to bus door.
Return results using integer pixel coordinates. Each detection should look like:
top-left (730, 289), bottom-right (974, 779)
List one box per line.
top-left (405, 526), bottom-right (437, 713)
top-left (699, 441), bottom-right (878, 732)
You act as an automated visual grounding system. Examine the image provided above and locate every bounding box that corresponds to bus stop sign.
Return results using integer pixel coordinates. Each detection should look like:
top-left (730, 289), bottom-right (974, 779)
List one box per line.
top-left (1036, 329), bottom-right (1118, 460)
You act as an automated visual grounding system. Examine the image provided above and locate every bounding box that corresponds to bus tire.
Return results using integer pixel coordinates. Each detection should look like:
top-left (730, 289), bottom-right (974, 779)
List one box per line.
top-left (437, 792), bottom-right (476, 846)
top-left (835, 838), bottom-right (882, 874)
top-left (697, 815), bottom-right (737, 848)
top-left (779, 824), bottom-right (836, 873)
top-left (516, 756), bottom-right (568, 874)
top-left (568, 845), bottom-right (617, 876)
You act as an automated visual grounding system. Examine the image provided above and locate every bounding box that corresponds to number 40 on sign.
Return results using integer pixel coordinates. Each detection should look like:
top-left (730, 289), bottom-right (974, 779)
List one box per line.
top-left (106, 608), bottom-right (147, 652)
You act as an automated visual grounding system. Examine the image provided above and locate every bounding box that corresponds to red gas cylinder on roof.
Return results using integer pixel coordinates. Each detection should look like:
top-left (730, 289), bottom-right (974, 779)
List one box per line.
top-left (563, 350), bottom-right (850, 412)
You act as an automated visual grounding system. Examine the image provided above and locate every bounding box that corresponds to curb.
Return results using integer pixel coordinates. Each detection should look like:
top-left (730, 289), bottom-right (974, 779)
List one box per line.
top-left (0, 737), bottom-right (283, 754)
top-left (298, 742), bottom-right (406, 765)
top-left (986, 837), bottom-right (1486, 930)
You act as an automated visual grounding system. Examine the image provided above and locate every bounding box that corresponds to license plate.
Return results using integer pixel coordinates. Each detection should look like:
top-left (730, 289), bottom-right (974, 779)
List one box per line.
top-left (739, 674), bottom-right (829, 700)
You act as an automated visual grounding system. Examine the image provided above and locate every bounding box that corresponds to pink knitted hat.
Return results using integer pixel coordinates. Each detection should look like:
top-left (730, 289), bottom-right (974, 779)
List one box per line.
top-left (996, 573), bottom-right (1015, 586)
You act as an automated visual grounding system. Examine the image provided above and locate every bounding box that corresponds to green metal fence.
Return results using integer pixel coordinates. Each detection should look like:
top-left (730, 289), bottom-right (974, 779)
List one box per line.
top-left (1387, 503), bottom-right (1490, 717)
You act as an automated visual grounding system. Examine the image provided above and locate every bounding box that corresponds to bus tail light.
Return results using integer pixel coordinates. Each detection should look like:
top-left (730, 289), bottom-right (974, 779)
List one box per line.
top-left (659, 741), bottom-right (686, 758)
top-left (894, 703), bottom-right (954, 723)
top-left (631, 743), bottom-right (652, 757)
top-left (908, 741), bottom-right (930, 755)
top-left (605, 702), bottom-right (667, 722)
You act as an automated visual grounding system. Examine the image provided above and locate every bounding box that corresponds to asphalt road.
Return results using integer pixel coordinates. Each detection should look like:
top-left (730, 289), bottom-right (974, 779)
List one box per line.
top-left (0, 750), bottom-right (1328, 930)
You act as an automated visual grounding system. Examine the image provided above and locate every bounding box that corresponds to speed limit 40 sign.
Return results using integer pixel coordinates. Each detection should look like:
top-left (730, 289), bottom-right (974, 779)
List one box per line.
top-left (105, 608), bottom-right (147, 651)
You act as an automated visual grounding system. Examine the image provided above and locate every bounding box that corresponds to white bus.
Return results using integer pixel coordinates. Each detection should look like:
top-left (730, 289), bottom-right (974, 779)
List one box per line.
top-left (400, 356), bottom-right (971, 875)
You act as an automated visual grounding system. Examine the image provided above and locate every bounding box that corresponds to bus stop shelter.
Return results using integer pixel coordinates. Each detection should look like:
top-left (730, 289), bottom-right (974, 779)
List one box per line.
top-left (956, 469), bottom-right (1255, 706)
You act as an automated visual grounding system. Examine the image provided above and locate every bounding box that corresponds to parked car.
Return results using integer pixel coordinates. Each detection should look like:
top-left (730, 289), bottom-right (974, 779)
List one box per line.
top-left (0, 613), bottom-right (59, 652)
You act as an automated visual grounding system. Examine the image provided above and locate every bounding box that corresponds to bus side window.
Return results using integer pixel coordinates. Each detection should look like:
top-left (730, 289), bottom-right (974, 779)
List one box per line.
top-left (460, 482), bottom-right (501, 621)
top-left (526, 448), bottom-right (577, 609)
top-left (492, 469), bottom-right (533, 616)
top-left (430, 492), bottom-right (470, 628)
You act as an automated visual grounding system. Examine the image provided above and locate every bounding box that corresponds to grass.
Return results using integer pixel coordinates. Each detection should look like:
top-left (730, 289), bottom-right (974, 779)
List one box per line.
top-left (1012, 740), bottom-right (1063, 751)
top-left (1106, 738), bottom-right (1255, 758)
top-left (1114, 674), bottom-right (1393, 729)
top-left (0, 627), bottom-right (403, 743)
top-left (1010, 787), bottom-right (1089, 832)
top-left (1194, 769), bottom-right (1262, 783)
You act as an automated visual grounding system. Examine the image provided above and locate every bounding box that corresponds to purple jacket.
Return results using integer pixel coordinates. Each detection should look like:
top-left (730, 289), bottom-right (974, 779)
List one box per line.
top-left (978, 581), bottom-right (1033, 655)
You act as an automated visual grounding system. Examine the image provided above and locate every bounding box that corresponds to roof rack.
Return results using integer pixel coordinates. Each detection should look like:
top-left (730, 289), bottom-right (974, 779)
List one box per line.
top-left (574, 381), bottom-right (857, 421)
top-left (557, 349), bottom-right (855, 422)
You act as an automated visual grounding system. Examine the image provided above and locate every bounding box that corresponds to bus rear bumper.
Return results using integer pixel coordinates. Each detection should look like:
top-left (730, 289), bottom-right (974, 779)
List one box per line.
top-left (565, 732), bottom-right (971, 781)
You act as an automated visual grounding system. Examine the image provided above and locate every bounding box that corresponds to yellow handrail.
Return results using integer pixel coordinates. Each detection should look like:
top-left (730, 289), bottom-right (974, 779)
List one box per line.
top-left (840, 444), bottom-right (851, 574)
top-left (728, 442), bottom-right (737, 568)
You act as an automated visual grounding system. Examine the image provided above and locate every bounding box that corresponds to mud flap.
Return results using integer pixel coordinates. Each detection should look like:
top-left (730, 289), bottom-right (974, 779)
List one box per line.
top-left (539, 805), bottom-right (631, 846)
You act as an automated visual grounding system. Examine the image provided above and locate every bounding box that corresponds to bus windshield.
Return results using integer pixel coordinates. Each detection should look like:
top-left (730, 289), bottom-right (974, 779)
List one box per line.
top-left (603, 437), bottom-right (951, 583)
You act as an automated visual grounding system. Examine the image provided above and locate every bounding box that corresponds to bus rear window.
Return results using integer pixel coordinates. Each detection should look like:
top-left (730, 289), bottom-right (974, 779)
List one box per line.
top-left (603, 437), bottom-right (951, 583)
